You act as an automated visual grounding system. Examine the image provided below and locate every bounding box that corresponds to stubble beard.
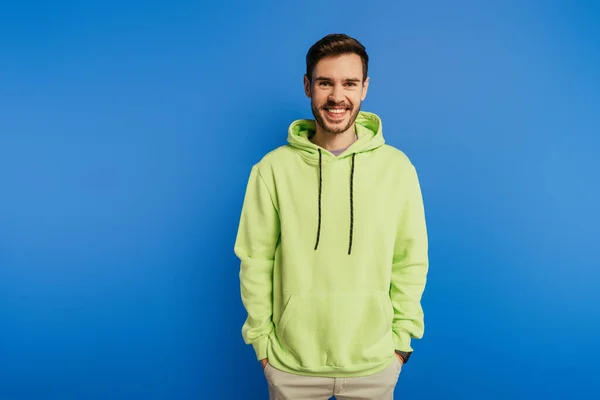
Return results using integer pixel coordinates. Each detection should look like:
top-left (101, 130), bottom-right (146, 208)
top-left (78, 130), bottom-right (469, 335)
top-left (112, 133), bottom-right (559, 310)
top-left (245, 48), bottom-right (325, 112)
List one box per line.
top-left (311, 100), bottom-right (361, 135)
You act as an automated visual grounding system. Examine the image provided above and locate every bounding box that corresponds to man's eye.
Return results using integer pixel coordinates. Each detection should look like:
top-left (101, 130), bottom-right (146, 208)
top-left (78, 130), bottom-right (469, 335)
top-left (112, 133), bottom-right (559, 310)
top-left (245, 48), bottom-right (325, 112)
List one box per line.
top-left (345, 82), bottom-right (357, 87)
top-left (319, 82), bottom-right (331, 87)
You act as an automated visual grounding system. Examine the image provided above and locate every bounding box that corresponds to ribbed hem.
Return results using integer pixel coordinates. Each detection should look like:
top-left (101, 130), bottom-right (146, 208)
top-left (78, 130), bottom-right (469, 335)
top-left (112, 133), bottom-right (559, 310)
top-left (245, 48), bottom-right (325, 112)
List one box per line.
top-left (252, 335), bottom-right (269, 360)
top-left (392, 330), bottom-right (413, 352)
top-left (266, 333), bottom-right (396, 378)
top-left (269, 354), bottom-right (394, 378)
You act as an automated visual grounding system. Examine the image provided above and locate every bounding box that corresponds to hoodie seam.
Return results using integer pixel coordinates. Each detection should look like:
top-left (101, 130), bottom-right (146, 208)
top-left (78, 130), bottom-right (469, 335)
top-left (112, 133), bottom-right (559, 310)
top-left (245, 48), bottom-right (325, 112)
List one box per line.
top-left (256, 166), bottom-right (280, 214)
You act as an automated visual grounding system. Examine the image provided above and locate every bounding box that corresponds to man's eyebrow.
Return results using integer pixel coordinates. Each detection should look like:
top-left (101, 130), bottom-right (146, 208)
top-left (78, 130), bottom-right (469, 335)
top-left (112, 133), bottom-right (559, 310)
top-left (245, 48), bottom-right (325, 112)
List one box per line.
top-left (314, 76), bottom-right (361, 82)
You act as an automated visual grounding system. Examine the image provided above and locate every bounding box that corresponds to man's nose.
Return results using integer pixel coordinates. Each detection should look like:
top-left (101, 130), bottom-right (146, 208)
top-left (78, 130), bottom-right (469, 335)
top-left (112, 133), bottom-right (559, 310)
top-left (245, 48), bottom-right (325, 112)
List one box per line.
top-left (329, 84), bottom-right (344, 103)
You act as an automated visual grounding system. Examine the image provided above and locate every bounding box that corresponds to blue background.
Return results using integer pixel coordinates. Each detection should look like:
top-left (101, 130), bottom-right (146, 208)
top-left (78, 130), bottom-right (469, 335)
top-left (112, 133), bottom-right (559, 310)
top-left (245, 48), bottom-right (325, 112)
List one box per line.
top-left (1, 1), bottom-right (599, 399)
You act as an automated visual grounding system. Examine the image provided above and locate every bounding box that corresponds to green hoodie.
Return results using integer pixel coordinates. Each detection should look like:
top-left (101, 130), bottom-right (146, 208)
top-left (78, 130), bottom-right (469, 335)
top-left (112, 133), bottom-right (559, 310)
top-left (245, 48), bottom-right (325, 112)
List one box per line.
top-left (235, 111), bottom-right (429, 377)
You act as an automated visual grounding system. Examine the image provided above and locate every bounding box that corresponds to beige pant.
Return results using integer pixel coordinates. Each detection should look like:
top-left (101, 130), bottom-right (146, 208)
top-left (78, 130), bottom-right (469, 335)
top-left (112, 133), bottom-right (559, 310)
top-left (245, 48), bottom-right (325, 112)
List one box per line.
top-left (264, 358), bottom-right (403, 400)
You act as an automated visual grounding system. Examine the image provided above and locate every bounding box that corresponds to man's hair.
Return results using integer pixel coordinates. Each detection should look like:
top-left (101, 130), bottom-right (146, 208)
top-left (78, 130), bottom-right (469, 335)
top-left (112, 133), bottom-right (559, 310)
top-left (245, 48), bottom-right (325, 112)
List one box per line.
top-left (305, 33), bottom-right (369, 83)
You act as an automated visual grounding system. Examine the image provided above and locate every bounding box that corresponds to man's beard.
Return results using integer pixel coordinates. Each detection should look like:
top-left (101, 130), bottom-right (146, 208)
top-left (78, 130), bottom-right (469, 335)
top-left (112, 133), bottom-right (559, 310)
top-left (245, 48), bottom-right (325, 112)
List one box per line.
top-left (311, 100), bottom-right (361, 134)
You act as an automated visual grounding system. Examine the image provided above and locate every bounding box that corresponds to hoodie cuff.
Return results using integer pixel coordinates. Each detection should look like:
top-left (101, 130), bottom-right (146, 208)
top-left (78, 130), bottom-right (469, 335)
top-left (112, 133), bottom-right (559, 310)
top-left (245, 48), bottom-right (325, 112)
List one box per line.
top-left (392, 329), bottom-right (413, 352)
top-left (251, 335), bottom-right (270, 360)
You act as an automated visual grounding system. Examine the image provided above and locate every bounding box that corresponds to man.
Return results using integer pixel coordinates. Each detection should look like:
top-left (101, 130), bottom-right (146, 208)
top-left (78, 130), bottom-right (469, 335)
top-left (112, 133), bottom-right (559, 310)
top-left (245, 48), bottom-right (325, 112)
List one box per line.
top-left (234, 33), bottom-right (429, 400)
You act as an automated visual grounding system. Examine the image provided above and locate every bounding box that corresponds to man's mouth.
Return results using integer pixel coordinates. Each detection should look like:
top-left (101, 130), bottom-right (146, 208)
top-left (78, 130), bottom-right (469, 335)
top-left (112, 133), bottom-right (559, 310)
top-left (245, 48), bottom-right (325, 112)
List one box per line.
top-left (323, 107), bottom-right (350, 119)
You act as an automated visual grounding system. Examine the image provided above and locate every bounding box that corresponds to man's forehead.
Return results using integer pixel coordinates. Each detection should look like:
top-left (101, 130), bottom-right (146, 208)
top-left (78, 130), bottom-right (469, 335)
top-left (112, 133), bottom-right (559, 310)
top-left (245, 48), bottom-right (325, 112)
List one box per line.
top-left (313, 54), bottom-right (363, 77)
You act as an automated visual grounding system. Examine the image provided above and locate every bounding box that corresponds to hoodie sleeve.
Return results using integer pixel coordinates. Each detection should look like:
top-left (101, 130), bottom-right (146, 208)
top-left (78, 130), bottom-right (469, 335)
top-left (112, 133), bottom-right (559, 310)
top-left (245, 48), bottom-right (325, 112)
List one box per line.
top-left (390, 163), bottom-right (429, 354)
top-left (234, 165), bottom-right (280, 361)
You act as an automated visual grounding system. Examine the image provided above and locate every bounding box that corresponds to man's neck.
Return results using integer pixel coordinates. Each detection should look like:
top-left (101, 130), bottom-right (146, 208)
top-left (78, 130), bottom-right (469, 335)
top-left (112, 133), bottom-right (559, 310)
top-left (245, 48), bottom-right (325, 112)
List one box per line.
top-left (310, 124), bottom-right (357, 152)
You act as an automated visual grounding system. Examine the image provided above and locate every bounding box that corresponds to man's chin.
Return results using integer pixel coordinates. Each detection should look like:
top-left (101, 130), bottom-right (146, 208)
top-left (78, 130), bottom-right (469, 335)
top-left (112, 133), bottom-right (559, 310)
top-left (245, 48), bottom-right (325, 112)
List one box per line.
top-left (323, 125), bottom-right (347, 134)
top-left (320, 112), bottom-right (348, 132)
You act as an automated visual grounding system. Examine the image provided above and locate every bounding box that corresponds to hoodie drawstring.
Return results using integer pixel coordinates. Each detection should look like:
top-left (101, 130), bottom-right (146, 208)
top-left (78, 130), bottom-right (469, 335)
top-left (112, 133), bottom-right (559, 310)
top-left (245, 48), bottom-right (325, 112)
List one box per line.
top-left (348, 153), bottom-right (355, 255)
top-left (314, 149), bottom-right (356, 255)
top-left (314, 149), bottom-right (323, 251)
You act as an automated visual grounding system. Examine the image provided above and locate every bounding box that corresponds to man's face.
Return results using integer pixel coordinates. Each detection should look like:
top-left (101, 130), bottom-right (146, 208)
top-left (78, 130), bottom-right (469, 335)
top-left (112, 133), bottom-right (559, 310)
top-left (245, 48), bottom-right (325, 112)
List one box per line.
top-left (304, 53), bottom-right (369, 134)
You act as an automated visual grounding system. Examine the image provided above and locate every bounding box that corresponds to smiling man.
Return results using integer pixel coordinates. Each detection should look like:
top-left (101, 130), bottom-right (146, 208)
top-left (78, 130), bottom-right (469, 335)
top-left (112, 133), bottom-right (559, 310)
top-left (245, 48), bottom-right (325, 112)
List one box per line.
top-left (235, 33), bottom-right (429, 400)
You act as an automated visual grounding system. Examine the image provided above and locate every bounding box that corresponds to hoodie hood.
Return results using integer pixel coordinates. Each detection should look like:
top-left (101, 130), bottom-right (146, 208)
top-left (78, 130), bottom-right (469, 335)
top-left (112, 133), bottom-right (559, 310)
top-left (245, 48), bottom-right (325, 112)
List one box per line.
top-left (287, 111), bottom-right (386, 164)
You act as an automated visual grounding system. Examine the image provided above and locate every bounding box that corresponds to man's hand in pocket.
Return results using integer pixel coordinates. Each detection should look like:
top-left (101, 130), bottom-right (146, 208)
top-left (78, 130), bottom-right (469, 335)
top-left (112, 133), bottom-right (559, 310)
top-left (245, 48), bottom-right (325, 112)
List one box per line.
top-left (260, 359), bottom-right (268, 370)
top-left (394, 353), bottom-right (405, 364)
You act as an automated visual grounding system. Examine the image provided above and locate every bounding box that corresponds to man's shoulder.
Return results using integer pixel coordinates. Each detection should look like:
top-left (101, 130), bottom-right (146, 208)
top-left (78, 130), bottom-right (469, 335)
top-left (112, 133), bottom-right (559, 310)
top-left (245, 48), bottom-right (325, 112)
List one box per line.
top-left (254, 144), bottom-right (295, 169)
top-left (379, 144), bottom-right (415, 169)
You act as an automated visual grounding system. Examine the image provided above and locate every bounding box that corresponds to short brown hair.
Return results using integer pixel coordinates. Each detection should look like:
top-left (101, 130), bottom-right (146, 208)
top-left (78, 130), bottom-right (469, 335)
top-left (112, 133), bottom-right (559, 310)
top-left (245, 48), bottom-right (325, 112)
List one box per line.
top-left (305, 33), bottom-right (369, 82)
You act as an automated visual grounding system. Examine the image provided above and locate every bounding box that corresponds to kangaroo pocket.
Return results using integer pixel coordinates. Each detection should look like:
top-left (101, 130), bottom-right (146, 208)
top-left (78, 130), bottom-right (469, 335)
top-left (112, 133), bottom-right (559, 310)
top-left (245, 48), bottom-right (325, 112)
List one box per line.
top-left (275, 292), bottom-right (394, 369)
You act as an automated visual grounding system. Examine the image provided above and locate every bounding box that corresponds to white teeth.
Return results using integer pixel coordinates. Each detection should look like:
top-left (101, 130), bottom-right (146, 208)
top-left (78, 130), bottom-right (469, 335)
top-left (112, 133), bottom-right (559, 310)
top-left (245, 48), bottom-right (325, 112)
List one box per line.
top-left (328, 109), bottom-right (346, 114)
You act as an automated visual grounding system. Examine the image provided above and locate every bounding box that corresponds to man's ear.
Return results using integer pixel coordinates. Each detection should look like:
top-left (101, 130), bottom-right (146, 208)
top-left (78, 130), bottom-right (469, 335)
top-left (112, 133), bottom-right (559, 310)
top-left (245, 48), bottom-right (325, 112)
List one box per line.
top-left (361, 77), bottom-right (370, 101)
top-left (303, 75), bottom-right (311, 98)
